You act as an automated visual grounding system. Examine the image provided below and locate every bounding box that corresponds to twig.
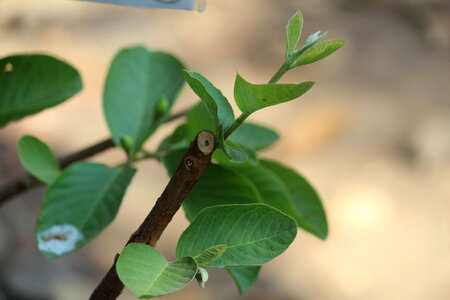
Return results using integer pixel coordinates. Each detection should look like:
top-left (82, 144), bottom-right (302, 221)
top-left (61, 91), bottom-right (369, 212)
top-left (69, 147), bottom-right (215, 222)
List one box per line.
top-left (0, 109), bottom-right (188, 206)
top-left (89, 130), bottom-right (215, 300)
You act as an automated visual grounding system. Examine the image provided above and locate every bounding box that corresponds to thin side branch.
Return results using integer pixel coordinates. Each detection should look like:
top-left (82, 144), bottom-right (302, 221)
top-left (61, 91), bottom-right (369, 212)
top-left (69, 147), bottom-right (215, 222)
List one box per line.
top-left (0, 109), bottom-right (188, 206)
top-left (89, 130), bottom-right (215, 300)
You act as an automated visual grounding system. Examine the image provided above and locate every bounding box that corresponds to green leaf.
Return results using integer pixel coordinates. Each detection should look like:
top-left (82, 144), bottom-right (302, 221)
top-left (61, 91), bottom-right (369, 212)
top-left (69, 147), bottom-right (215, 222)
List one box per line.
top-left (293, 39), bottom-right (347, 67)
top-left (117, 243), bottom-right (198, 298)
top-left (17, 135), bottom-right (61, 184)
top-left (234, 74), bottom-right (314, 114)
top-left (302, 31), bottom-right (328, 51)
top-left (261, 159), bottom-right (328, 239)
top-left (176, 204), bottom-right (297, 268)
top-left (285, 10), bottom-right (303, 58)
top-left (186, 101), bottom-right (218, 140)
top-left (213, 145), bottom-right (257, 166)
top-left (182, 163), bottom-right (263, 221)
top-left (104, 46), bottom-right (184, 156)
top-left (228, 122), bottom-right (279, 151)
top-left (157, 124), bottom-right (190, 154)
top-left (228, 164), bottom-right (299, 222)
top-left (195, 267), bottom-right (209, 288)
top-left (36, 162), bottom-right (136, 258)
top-left (183, 71), bottom-right (234, 131)
top-left (227, 266), bottom-right (261, 295)
top-left (0, 54), bottom-right (82, 127)
top-left (223, 142), bottom-right (248, 163)
top-left (194, 245), bottom-right (227, 266)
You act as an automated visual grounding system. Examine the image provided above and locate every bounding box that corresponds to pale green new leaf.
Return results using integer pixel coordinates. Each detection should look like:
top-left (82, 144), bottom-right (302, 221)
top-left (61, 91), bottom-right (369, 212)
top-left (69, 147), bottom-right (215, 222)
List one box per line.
top-left (176, 204), bottom-right (298, 268)
top-left (285, 10), bottom-right (303, 58)
top-left (117, 243), bottom-right (198, 298)
top-left (195, 267), bottom-right (209, 288)
top-left (234, 74), bottom-right (314, 114)
top-left (227, 266), bottom-right (261, 295)
top-left (0, 54), bottom-right (82, 127)
top-left (261, 159), bottom-right (328, 239)
top-left (194, 245), bottom-right (227, 266)
top-left (293, 39), bottom-right (347, 67)
top-left (36, 162), bottom-right (136, 259)
top-left (104, 46), bottom-right (184, 156)
top-left (17, 135), bottom-right (61, 184)
top-left (181, 163), bottom-right (263, 220)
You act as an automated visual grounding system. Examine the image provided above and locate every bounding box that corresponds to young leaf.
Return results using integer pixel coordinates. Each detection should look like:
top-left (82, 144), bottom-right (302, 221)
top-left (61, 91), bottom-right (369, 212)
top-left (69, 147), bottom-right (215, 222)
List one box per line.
top-left (17, 135), bottom-right (61, 184)
top-left (223, 142), bottom-right (248, 163)
top-left (293, 39), bottom-right (347, 67)
top-left (234, 74), bottom-right (314, 114)
top-left (36, 162), bottom-right (136, 258)
top-left (116, 243), bottom-right (198, 298)
top-left (195, 267), bottom-right (209, 288)
top-left (261, 159), bottom-right (328, 239)
top-left (104, 46), bottom-right (184, 156)
top-left (181, 163), bottom-right (263, 220)
top-left (227, 266), bottom-right (261, 295)
top-left (285, 10), bottom-right (303, 58)
top-left (228, 122), bottom-right (279, 151)
top-left (176, 204), bottom-right (297, 268)
top-left (194, 245), bottom-right (227, 266)
top-left (0, 54), bottom-right (82, 127)
top-left (183, 71), bottom-right (235, 131)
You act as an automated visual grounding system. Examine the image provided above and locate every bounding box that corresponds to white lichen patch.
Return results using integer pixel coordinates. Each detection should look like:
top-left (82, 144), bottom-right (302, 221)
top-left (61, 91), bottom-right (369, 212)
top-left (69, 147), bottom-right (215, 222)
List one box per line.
top-left (37, 224), bottom-right (84, 256)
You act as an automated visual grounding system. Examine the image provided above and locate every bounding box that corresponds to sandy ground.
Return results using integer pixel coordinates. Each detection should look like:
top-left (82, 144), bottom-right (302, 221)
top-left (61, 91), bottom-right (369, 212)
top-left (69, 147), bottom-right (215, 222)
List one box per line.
top-left (0, 0), bottom-right (449, 299)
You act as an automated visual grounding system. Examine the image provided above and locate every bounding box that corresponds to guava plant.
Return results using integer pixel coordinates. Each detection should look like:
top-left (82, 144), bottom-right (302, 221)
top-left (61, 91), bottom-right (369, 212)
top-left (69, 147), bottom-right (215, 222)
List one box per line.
top-left (0, 10), bottom-right (346, 299)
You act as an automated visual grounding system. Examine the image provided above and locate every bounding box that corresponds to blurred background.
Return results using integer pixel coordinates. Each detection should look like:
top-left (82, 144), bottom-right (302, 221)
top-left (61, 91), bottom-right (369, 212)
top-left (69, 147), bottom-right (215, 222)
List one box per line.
top-left (0, 0), bottom-right (449, 299)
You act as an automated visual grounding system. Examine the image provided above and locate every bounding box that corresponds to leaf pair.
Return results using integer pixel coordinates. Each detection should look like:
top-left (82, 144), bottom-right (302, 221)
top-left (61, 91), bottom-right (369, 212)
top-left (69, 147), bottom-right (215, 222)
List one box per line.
top-left (284, 10), bottom-right (347, 68)
top-left (117, 204), bottom-right (297, 298)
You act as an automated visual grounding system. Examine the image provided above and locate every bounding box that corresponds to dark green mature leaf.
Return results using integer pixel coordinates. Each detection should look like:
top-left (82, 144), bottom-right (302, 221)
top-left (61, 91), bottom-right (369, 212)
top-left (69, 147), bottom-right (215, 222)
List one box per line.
top-left (285, 10), bottom-right (303, 58)
top-left (181, 163), bottom-right (263, 221)
top-left (229, 164), bottom-right (298, 220)
top-left (186, 101), bottom-right (217, 140)
top-left (17, 135), bottom-right (61, 184)
top-left (234, 74), bottom-right (314, 114)
top-left (36, 162), bottom-right (136, 259)
top-left (261, 159), bottom-right (328, 239)
top-left (104, 46), bottom-right (184, 156)
top-left (293, 39), bottom-right (347, 67)
top-left (183, 71), bottom-right (234, 131)
top-left (0, 54), bottom-right (82, 127)
top-left (117, 243), bottom-right (198, 298)
top-left (228, 122), bottom-right (279, 151)
top-left (227, 266), bottom-right (261, 295)
top-left (176, 204), bottom-right (297, 268)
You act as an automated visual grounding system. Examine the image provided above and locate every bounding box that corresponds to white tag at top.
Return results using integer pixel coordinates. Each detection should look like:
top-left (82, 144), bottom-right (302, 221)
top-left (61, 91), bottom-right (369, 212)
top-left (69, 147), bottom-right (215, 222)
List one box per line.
top-left (78, 0), bottom-right (207, 12)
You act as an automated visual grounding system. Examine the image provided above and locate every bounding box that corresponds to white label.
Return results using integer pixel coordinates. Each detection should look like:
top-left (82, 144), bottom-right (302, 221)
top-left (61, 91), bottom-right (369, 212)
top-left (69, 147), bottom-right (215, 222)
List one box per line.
top-left (79, 0), bottom-right (206, 11)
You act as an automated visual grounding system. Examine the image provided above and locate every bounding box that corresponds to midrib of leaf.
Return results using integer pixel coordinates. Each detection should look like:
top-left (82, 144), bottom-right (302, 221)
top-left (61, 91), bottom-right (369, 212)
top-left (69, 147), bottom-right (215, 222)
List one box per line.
top-left (144, 260), bottom-right (191, 293)
top-left (78, 167), bottom-right (125, 232)
top-left (221, 229), bottom-right (294, 250)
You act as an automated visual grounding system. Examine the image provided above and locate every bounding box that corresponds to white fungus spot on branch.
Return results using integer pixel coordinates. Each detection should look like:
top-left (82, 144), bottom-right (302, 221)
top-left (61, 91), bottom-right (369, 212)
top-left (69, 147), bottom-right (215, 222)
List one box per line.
top-left (37, 224), bottom-right (84, 256)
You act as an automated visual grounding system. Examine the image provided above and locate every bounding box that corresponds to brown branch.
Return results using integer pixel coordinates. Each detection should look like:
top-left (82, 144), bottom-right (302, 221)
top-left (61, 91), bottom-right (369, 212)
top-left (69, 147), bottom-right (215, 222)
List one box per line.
top-left (0, 109), bottom-right (188, 206)
top-left (89, 130), bottom-right (215, 300)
